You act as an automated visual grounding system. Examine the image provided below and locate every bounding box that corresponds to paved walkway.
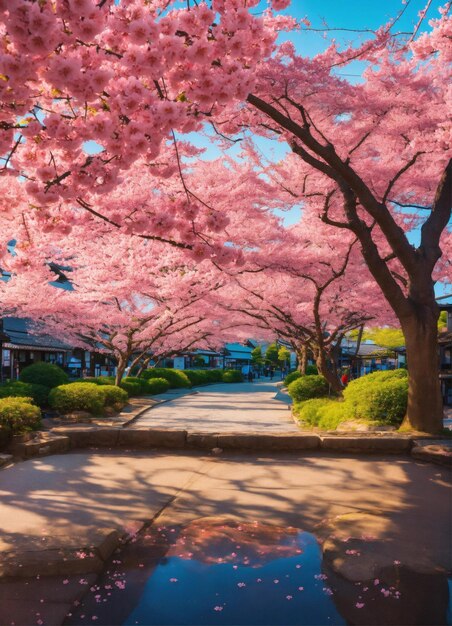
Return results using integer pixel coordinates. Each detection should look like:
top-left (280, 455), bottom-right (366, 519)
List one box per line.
top-left (128, 380), bottom-right (297, 433)
top-left (0, 450), bottom-right (450, 625)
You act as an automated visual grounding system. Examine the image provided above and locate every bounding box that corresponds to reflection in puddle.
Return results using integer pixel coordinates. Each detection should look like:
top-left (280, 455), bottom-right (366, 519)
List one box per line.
top-left (65, 519), bottom-right (451, 626)
top-left (125, 520), bottom-right (344, 626)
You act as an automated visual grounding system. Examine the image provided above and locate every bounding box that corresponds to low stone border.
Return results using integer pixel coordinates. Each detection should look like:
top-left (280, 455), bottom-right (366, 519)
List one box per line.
top-left (3, 427), bottom-right (450, 467)
top-left (0, 528), bottom-right (124, 579)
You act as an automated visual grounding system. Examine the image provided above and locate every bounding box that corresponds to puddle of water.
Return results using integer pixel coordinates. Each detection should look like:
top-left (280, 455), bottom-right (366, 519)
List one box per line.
top-left (65, 519), bottom-right (450, 626)
top-left (125, 522), bottom-right (343, 626)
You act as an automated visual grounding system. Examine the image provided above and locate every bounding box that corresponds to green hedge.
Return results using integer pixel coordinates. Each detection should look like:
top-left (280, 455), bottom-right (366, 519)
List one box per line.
top-left (0, 381), bottom-right (50, 407)
top-left (141, 368), bottom-right (191, 388)
top-left (284, 371), bottom-right (302, 386)
top-left (184, 370), bottom-right (208, 385)
top-left (222, 369), bottom-right (244, 383)
top-left (20, 362), bottom-right (68, 388)
top-left (145, 377), bottom-right (170, 394)
top-left (288, 375), bottom-right (329, 402)
top-left (0, 398), bottom-right (41, 433)
top-left (206, 370), bottom-right (224, 383)
top-left (99, 385), bottom-right (128, 409)
top-left (343, 369), bottom-right (408, 424)
top-left (284, 366), bottom-right (319, 387)
top-left (49, 382), bottom-right (105, 415)
top-left (293, 369), bottom-right (408, 430)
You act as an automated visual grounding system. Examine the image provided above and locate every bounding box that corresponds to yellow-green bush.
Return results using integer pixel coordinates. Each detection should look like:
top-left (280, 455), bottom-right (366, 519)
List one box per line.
top-left (0, 398), bottom-right (41, 433)
top-left (288, 375), bottom-right (329, 402)
top-left (99, 385), bottom-right (128, 409)
top-left (294, 398), bottom-right (335, 426)
top-left (49, 382), bottom-right (105, 415)
top-left (343, 369), bottom-right (408, 424)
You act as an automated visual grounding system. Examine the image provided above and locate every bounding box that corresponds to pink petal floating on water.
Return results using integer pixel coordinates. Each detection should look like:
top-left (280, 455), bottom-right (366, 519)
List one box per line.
top-left (298, 587), bottom-right (304, 591)
top-left (256, 579), bottom-right (262, 583)
top-left (232, 565), bottom-right (238, 570)
top-left (295, 565), bottom-right (301, 569)
top-left (286, 595), bottom-right (293, 600)
top-left (394, 560), bottom-right (401, 565)
top-left (214, 606), bottom-right (223, 612)
top-left (62, 580), bottom-right (69, 585)
top-left (169, 578), bottom-right (178, 583)
top-left (356, 603), bottom-right (365, 609)
top-left (237, 582), bottom-right (246, 588)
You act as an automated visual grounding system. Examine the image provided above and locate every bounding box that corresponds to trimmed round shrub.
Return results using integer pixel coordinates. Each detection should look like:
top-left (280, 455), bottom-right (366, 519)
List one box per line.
top-left (49, 382), bottom-right (105, 415)
top-left (141, 368), bottom-right (191, 388)
top-left (0, 381), bottom-right (50, 407)
top-left (287, 375), bottom-right (329, 402)
top-left (0, 398), bottom-right (41, 433)
top-left (222, 369), bottom-right (244, 383)
top-left (20, 362), bottom-right (68, 388)
top-left (145, 377), bottom-right (170, 395)
top-left (284, 370), bottom-right (302, 386)
top-left (99, 385), bottom-right (128, 409)
top-left (121, 376), bottom-right (149, 395)
top-left (343, 370), bottom-right (408, 425)
top-left (119, 380), bottom-right (142, 397)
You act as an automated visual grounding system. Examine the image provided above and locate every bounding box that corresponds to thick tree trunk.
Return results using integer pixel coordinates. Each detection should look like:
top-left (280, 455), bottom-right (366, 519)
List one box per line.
top-left (401, 314), bottom-right (443, 433)
top-left (297, 346), bottom-right (307, 374)
top-left (314, 350), bottom-right (343, 395)
top-left (115, 357), bottom-right (128, 386)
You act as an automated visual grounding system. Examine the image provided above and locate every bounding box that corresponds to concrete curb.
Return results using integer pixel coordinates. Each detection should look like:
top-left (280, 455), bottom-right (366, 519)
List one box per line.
top-left (0, 528), bottom-right (123, 579)
top-left (41, 427), bottom-right (452, 464)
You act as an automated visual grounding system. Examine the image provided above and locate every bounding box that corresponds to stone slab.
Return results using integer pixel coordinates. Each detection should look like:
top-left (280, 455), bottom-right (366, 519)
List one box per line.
top-left (321, 436), bottom-right (412, 453)
top-left (216, 433), bottom-right (320, 450)
top-left (53, 427), bottom-right (120, 448)
top-left (118, 428), bottom-right (187, 448)
top-left (0, 528), bottom-right (120, 579)
top-left (8, 434), bottom-right (70, 458)
top-left (186, 433), bottom-right (220, 449)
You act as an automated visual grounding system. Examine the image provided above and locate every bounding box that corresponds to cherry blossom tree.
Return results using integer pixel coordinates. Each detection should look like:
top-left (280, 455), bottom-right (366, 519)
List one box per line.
top-left (0, 231), bottom-right (241, 384)
top-left (1, 1), bottom-right (450, 433)
top-left (225, 218), bottom-right (394, 393)
top-left (236, 9), bottom-right (452, 431)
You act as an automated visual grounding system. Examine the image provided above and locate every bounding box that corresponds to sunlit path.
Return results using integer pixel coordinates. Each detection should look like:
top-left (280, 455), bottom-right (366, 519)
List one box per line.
top-left (130, 380), bottom-right (298, 433)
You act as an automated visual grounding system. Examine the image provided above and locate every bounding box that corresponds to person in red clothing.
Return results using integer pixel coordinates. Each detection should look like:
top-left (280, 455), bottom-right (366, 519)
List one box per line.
top-left (341, 370), bottom-right (349, 386)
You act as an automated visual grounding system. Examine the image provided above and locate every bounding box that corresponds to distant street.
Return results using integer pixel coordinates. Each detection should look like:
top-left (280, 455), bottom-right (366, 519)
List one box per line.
top-left (131, 380), bottom-right (298, 433)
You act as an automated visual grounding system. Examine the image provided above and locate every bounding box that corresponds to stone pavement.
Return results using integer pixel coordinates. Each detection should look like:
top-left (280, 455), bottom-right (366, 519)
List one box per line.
top-left (0, 449), bottom-right (450, 625)
top-left (129, 380), bottom-right (297, 433)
